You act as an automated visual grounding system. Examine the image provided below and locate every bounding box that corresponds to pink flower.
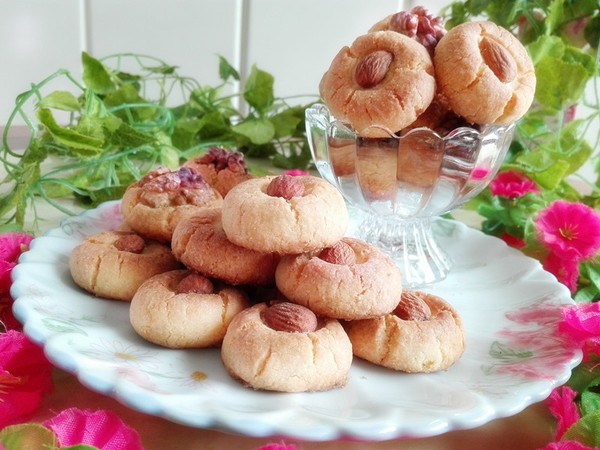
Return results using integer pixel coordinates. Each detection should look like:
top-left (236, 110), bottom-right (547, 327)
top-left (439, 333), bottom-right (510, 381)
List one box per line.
top-left (545, 386), bottom-right (581, 440)
top-left (535, 201), bottom-right (600, 261)
top-left (43, 408), bottom-right (143, 450)
top-left (0, 232), bottom-right (34, 296)
top-left (543, 252), bottom-right (581, 293)
top-left (558, 302), bottom-right (600, 356)
top-left (490, 170), bottom-right (540, 198)
top-left (283, 169), bottom-right (310, 177)
top-left (470, 166), bottom-right (491, 181)
top-left (500, 233), bottom-right (526, 249)
top-left (539, 441), bottom-right (596, 450)
top-left (256, 444), bottom-right (297, 450)
top-left (0, 330), bottom-right (53, 428)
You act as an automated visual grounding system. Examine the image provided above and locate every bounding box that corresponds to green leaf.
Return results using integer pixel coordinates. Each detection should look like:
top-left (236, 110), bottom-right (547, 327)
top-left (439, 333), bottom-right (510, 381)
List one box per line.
top-left (218, 55), bottom-right (240, 81)
top-left (81, 52), bottom-right (115, 95)
top-left (0, 423), bottom-right (58, 450)
top-left (232, 117), bottom-right (275, 145)
top-left (581, 390), bottom-right (600, 416)
top-left (243, 65), bottom-right (274, 114)
top-left (270, 106), bottom-right (304, 138)
top-left (562, 410), bottom-right (600, 447)
top-left (103, 84), bottom-right (157, 122)
top-left (37, 108), bottom-right (104, 157)
top-left (39, 90), bottom-right (81, 112)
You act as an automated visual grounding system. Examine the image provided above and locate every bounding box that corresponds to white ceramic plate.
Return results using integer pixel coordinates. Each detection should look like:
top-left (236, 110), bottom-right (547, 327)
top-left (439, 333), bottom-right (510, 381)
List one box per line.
top-left (11, 201), bottom-right (582, 441)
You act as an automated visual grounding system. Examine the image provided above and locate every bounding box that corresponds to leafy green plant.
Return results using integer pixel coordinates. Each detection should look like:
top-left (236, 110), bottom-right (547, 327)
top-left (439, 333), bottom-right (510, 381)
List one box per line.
top-left (0, 53), bottom-right (316, 232)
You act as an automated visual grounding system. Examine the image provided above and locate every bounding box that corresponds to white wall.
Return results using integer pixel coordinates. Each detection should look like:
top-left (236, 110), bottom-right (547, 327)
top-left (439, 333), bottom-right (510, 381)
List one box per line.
top-left (0, 0), bottom-right (447, 129)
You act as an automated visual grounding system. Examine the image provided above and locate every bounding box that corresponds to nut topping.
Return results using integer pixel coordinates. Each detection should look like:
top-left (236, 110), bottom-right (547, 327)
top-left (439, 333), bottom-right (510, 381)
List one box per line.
top-left (266, 174), bottom-right (305, 200)
top-left (355, 50), bottom-right (394, 89)
top-left (198, 146), bottom-right (248, 174)
top-left (319, 241), bottom-right (356, 265)
top-left (260, 302), bottom-right (318, 333)
top-left (394, 291), bottom-right (432, 321)
top-left (113, 234), bottom-right (145, 254)
top-left (479, 36), bottom-right (517, 83)
top-left (176, 273), bottom-right (214, 295)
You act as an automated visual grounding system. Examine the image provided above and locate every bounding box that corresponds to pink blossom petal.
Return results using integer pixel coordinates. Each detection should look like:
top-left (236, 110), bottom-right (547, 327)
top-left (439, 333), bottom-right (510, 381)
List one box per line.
top-left (43, 408), bottom-right (143, 450)
top-left (545, 386), bottom-right (581, 440)
top-left (490, 170), bottom-right (540, 198)
top-left (283, 169), bottom-right (310, 177)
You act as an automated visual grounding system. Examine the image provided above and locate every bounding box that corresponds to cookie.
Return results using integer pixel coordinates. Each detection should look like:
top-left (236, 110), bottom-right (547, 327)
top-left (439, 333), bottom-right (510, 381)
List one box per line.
top-left (221, 301), bottom-right (353, 392)
top-left (69, 231), bottom-right (180, 301)
top-left (434, 21), bottom-right (536, 125)
top-left (221, 174), bottom-right (348, 254)
top-left (121, 166), bottom-right (223, 242)
top-left (344, 290), bottom-right (465, 372)
top-left (275, 238), bottom-right (403, 320)
top-left (319, 30), bottom-right (436, 137)
top-left (171, 208), bottom-right (279, 286)
top-left (129, 270), bottom-right (249, 348)
top-left (183, 146), bottom-right (254, 197)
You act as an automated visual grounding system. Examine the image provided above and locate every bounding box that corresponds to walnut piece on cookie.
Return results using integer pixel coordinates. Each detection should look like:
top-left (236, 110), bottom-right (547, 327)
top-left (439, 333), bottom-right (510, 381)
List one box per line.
top-left (221, 175), bottom-right (348, 254)
top-left (221, 302), bottom-right (353, 392)
top-left (129, 270), bottom-right (250, 348)
top-left (69, 231), bottom-right (181, 301)
top-left (344, 290), bottom-right (465, 373)
top-left (121, 166), bottom-right (223, 242)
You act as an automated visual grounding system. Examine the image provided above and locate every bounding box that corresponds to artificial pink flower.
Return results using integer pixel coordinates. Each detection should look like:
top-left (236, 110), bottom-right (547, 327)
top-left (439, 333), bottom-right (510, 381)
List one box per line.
top-left (43, 408), bottom-right (143, 450)
top-left (500, 233), bottom-right (526, 249)
top-left (543, 252), bottom-right (581, 293)
top-left (545, 386), bottom-right (581, 440)
top-left (539, 442), bottom-right (597, 450)
top-left (470, 166), bottom-right (491, 181)
top-left (490, 170), bottom-right (540, 198)
top-left (535, 201), bottom-right (600, 261)
top-left (283, 169), bottom-right (310, 177)
top-left (256, 444), bottom-right (297, 450)
top-left (0, 330), bottom-right (53, 428)
top-left (0, 232), bottom-right (34, 296)
top-left (558, 302), bottom-right (600, 357)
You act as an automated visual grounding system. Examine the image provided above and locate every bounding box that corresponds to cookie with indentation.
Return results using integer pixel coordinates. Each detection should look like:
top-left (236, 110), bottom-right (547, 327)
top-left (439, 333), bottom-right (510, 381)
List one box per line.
top-left (221, 175), bottom-right (348, 254)
top-left (121, 166), bottom-right (223, 243)
top-left (275, 238), bottom-right (403, 320)
top-left (319, 30), bottom-right (435, 137)
top-left (434, 21), bottom-right (536, 125)
top-left (129, 270), bottom-right (249, 348)
top-left (69, 231), bottom-right (180, 301)
top-left (344, 290), bottom-right (465, 372)
top-left (221, 301), bottom-right (352, 392)
top-left (171, 208), bottom-right (279, 286)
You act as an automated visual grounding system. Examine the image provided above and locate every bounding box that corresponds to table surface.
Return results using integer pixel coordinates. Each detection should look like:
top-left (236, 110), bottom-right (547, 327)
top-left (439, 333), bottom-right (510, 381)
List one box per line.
top-left (18, 196), bottom-right (559, 450)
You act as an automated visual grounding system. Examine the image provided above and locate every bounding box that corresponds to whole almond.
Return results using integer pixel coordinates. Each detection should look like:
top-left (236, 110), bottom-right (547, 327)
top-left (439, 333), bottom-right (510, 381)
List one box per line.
top-left (394, 291), bottom-right (432, 321)
top-left (266, 174), bottom-right (305, 200)
top-left (260, 302), bottom-right (318, 333)
top-left (479, 36), bottom-right (517, 83)
top-left (177, 273), bottom-right (214, 295)
top-left (113, 234), bottom-right (145, 254)
top-left (319, 241), bottom-right (356, 265)
top-left (355, 50), bottom-right (394, 88)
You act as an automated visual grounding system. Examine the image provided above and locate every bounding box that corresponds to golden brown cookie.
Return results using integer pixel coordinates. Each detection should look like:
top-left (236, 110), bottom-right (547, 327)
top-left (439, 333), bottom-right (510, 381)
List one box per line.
top-left (183, 146), bottom-right (254, 197)
top-left (221, 175), bottom-right (349, 254)
top-left (129, 270), bottom-right (249, 348)
top-left (319, 30), bottom-right (436, 137)
top-left (434, 21), bottom-right (536, 125)
top-left (345, 290), bottom-right (465, 373)
top-left (221, 301), bottom-right (353, 392)
top-left (171, 208), bottom-right (279, 286)
top-left (121, 166), bottom-right (223, 242)
top-left (275, 238), bottom-right (403, 320)
top-left (69, 231), bottom-right (181, 301)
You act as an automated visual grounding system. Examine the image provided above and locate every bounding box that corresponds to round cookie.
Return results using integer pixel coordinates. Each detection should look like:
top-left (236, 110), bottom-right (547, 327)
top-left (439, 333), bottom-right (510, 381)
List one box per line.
top-left (130, 270), bottom-right (249, 348)
top-left (319, 30), bottom-right (436, 137)
top-left (121, 166), bottom-right (223, 242)
top-left (434, 21), bottom-right (536, 125)
top-left (221, 301), bottom-right (353, 392)
top-left (183, 146), bottom-right (254, 197)
top-left (221, 175), bottom-right (349, 254)
top-left (275, 238), bottom-right (403, 320)
top-left (171, 208), bottom-right (279, 286)
top-left (69, 231), bottom-right (181, 301)
top-left (344, 290), bottom-right (465, 373)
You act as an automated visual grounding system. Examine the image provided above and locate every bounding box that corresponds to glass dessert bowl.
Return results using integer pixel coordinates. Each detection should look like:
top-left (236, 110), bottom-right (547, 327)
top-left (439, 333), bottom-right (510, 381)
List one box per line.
top-left (306, 104), bottom-right (515, 288)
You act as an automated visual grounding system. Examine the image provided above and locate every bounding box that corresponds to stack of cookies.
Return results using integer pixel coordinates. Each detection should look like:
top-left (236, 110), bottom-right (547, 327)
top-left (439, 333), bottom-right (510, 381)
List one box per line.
top-left (69, 144), bottom-right (466, 393)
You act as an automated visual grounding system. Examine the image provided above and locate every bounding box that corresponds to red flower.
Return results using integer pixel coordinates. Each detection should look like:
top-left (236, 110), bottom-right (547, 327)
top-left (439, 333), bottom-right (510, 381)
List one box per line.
top-left (535, 201), bottom-right (600, 261)
top-left (0, 330), bottom-right (53, 428)
top-left (543, 252), bottom-right (580, 293)
top-left (545, 386), bottom-right (581, 440)
top-left (500, 233), bottom-right (526, 249)
top-left (490, 170), bottom-right (540, 198)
